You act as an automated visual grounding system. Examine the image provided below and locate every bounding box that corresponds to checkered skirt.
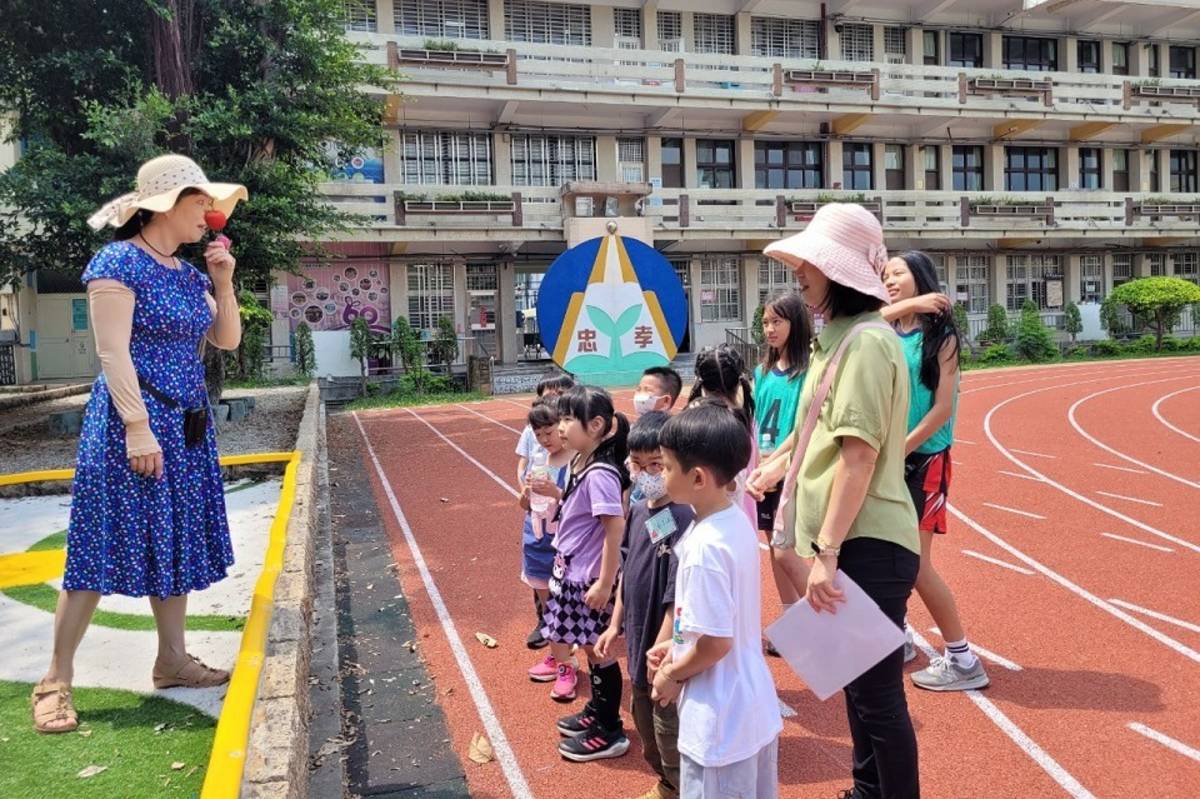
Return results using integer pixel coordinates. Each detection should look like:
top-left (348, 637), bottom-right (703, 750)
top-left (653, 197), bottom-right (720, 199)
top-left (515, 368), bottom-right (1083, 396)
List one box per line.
top-left (542, 556), bottom-right (615, 646)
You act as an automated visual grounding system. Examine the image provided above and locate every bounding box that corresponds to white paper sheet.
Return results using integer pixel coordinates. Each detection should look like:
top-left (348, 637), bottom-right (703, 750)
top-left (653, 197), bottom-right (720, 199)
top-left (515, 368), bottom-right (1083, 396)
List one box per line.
top-left (764, 570), bottom-right (906, 701)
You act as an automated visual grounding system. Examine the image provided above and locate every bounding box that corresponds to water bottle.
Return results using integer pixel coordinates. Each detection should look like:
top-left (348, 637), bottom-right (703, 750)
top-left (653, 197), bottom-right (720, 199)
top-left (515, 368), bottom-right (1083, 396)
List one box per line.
top-left (760, 432), bottom-right (775, 459)
top-left (529, 448), bottom-right (552, 514)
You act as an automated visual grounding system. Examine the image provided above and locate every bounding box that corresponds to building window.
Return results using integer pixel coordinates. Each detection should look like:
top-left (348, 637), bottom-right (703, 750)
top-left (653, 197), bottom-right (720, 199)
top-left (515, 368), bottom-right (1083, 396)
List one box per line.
top-left (840, 23), bottom-right (875, 62)
top-left (1148, 253), bottom-right (1167, 276)
top-left (408, 264), bottom-right (455, 334)
top-left (924, 145), bottom-right (940, 190)
top-left (1113, 148), bottom-right (1130, 192)
top-left (1080, 255), bottom-right (1104, 303)
top-left (1113, 42), bottom-right (1130, 76)
top-left (401, 131), bottom-right (493, 185)
top-left (1170, 149), bottom-right (1198, 193)
top-left (884, 26), bottom-right (908, 63)
top-left (504, 0), bottom-right (590, 45)
top-left (1170, 46), bottom-right (1196, 79)
top-left (1150, 44), bottom-right (1161, 78)
top-left (344, 0), bottom-right (377, 32)
top-left (510, 134), bottom-right (595, 186)
top-left (755, 141), bottom-right (822, 190)
top-left (1003, 36), bottom-right (1058, 72)
top-left (1079, 147), bottom-right (1102, 190)
top-left (949, 32), bottom-right (983, 68)
top-left (1006, 254), bottom-right (1063, 311)
top-left (843, 143), bottom-right (873, 191)
top-left (696, 139), bottom-right (736, 189)
top-left (1174, 252), bottom-right (1199, 284)
top-left (1150, 151), bottom-right (1161, 192)
top-left (885, 144), bottom-right (906, 190)
top-left (661, 138), bottom-right (683, 188)
top-left (694, 13), bottom-right (735, 55)
top-left (923, 30), bottom-right (939, 65)
top-left (1112, 254), bottom-right (1134, 286)
top-left (670, 258), bottom-right (692, 288)
top-left (957, 255), bottom-right (991, 314)
top-left (1005, 147), bottom-right (1059, 192)
top-left (952, 145), bottom-right (984, 191)
top-left (614, 7), bottom-right (642, 48)
top-left (618, 137), bottom-right (646, 183)
top-left (700, 256), bottom-right (742, 322)
top-left (758, 257), bottom-right (794, 305)
top-left (657, 11), bottom-right (682, 51)
top-left (1078, 40), bottom-right (1100, 73)
top-left (752, 16), bottom-right (820, 59)
top-left (397, 0), bottom-right (488, 39)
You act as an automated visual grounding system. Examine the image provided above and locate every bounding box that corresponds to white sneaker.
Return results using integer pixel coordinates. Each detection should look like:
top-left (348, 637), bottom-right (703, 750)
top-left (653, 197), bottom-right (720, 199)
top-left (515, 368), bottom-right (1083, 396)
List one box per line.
top-left (903, 640), bottom-right (917, 663)
top-left (911, 655), bottom-right (989, 692)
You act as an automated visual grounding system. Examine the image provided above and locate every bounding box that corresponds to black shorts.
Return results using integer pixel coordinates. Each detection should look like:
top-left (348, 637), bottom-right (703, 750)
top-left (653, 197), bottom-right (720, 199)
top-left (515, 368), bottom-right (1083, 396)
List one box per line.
top-left (756, 488), bottom-right (782, 533)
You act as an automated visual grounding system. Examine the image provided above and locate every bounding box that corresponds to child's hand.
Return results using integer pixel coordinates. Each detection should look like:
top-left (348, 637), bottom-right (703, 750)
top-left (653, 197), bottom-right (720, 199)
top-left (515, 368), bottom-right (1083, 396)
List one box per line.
top-left (651, 666), bottom-right (682, 706)
top-left (584, 581), bottom-right (612, 611)
top-left (747, 459), bottom-right (786, 500)
top-left (594, 625), bottom-right (620, 661)
top-left (528, 477), bottom-right (561, 499)
top-left (912, 292), bottom-right (952, 315)
top-left (645, 640), bottom-right (672, 677)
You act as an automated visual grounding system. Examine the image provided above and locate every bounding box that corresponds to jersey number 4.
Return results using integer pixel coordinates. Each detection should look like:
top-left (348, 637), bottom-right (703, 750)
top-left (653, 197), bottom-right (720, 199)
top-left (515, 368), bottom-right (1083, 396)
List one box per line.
top-left (761, 399), bottom-right (782, 441)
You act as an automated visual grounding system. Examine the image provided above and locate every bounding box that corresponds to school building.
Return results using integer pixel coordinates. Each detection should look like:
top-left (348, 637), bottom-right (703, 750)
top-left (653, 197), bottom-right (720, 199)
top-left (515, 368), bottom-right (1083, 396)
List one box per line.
top-left (4, 0), bottom-right (1200, 385)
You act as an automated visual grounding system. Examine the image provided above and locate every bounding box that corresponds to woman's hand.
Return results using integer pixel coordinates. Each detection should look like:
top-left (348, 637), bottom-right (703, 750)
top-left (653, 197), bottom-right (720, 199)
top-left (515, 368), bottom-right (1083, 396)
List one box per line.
top-left (748, 457), bottom-right (787, 501)
top-left (584, 580), bottom-right (612, 611)
top-left (130, 451), bottom-right (164, 480)
top-left (594, 625), bottom-right (620, 661)
top-left (204, 241), bottom-right (236, 288)
top-left (804, 553), bottom-right (845, 614)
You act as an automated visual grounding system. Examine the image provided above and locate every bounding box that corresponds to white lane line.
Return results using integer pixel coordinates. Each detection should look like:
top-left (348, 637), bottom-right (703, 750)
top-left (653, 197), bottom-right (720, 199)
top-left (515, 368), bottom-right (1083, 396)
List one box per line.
top-left (1127, 723), bottom-right (1200, 764)
top-left (1100, 533), bottom-right (1175, 553)
top-left (352, 413), bottom-right (534, 799)
top-left (909, 630), bottom-right (1097, 799)
top-left (1068, 382), bottom-right (1200, 490)
top-left (928, 627), bottom-right (1023, 671)
top-left (404, 408), bottom-right (520, 498)
top-left (1092, 462), bottom-right (1149, 475)
top-left (982, 503), bottom-right (1046, 520)
top-left (954, 438), bottom-right (978, 445)
top-left (1095, 491), bottom-right (1163, 508)
top-left (1151, 385), bottom-right (1200, 444)
top-left (999, 470), bottom-right (1043, 482)
top-left (952, 460), bottom-right (964, 466)
top-left (504, 398), bottom-right (533, 411)
top-left (457, 403), bottom-right (523, 435)
top-left (1009, 448), bottom-right (1056, 459)
top-left (961, 549), bottom-right (1037, 576)
top-left (949, 502), bottom-right (1200, 665)
top-left (985, 372), bottom-right (1200, 555)
top-left (1108, 599), bottom-right (1200, 634)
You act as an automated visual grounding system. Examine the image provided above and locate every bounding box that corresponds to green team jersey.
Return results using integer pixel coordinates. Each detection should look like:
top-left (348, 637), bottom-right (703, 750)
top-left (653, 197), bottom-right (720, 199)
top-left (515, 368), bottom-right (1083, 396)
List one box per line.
top-left (753, 363), bottom-right (807, 453)
top-left (898, 328), bottom-right (958, 454)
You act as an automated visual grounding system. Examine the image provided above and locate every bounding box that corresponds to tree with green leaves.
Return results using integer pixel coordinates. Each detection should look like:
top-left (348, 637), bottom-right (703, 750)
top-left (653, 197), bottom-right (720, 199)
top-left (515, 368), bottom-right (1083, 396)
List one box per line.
top-left (980, 304), bottom-right (1010, 346)
top-left (1109, 277), bottom-right (1200, 351)
top-left (391, 316), bottom-right (427, 393)
top-left (349, 316), bottom-right (373, 397)
top-left (1063, 301), bottom-right (1082, 343)
top-left (1015, 299), bottom-right (1058, 362)
top-left (1100, 295), bottom-right (1128, 338)
top-left (429, 317), bottom-right (459, 370)
top-left (294, 322), bottom-right (315, 378)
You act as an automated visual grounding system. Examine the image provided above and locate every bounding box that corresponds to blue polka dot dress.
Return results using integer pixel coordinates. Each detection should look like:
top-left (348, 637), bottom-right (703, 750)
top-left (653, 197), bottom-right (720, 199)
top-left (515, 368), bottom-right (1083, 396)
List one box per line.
top-left (64, 241), bottom-right (234, 598)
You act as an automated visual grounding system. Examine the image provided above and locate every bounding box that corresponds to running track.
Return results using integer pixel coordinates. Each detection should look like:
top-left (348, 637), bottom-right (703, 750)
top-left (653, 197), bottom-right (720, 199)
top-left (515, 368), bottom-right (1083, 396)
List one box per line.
top-left (346, 357), bottom-right (1200, 798)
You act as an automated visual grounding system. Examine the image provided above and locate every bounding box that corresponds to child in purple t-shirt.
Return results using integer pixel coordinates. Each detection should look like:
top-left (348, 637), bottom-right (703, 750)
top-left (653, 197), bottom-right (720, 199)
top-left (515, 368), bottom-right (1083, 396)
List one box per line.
top-left (532, 385), bottom-right (632, 762)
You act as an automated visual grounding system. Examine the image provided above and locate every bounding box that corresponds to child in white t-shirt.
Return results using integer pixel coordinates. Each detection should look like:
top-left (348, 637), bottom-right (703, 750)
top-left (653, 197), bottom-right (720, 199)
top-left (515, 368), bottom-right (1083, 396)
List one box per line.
top-left (647, 400), bottom-right (782, 799)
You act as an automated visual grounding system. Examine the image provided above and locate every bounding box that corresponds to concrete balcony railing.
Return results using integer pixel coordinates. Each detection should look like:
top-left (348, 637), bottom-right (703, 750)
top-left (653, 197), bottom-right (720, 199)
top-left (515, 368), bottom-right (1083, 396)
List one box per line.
top-left (347, 32), bottom-right (1200, 125)
top-left (320, 183), bottom-right (1200, 241)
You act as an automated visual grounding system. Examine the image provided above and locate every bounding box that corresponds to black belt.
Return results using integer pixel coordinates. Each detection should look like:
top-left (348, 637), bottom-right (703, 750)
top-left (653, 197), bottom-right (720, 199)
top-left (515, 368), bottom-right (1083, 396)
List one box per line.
top-left (138, 375), bottom-right (186, 409)
top-left (130, 375), bottom-right (209, 448)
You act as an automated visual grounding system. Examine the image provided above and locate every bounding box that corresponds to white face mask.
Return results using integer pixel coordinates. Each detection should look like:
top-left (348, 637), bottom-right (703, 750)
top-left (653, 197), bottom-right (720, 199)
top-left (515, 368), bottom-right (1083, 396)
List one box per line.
top-left (633, 470), bottom-right (669, 502)
top-left (633, 392), bottom-right (664, 415)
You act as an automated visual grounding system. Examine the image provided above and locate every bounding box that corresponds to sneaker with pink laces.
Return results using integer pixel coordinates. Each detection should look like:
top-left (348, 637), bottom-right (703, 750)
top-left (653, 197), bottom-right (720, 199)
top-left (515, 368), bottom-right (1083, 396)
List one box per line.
top-left (528, 654), bottom-right (558, 683)
top-left (550, 663), bottom-right (577, 702)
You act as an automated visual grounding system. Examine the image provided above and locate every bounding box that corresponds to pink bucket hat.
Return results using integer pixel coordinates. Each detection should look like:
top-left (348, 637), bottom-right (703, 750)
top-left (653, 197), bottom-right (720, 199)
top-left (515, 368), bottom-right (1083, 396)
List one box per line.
top-left (762, 203), bottom-right (890, 304)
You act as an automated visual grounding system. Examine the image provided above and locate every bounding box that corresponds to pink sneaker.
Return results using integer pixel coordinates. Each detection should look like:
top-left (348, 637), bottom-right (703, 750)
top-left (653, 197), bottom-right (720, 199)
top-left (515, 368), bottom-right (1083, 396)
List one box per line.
top-left (528, 654), bottom-right (558, 683)
top-left (551, 663), bottom-right (577, 702)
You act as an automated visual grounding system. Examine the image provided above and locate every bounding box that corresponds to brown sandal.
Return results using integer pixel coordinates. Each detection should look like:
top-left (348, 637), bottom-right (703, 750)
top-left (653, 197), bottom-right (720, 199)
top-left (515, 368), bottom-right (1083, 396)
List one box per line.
top-left (31, 681), bottom-right (79, 734)
top-left (153, 654), bottom-right (231, 689)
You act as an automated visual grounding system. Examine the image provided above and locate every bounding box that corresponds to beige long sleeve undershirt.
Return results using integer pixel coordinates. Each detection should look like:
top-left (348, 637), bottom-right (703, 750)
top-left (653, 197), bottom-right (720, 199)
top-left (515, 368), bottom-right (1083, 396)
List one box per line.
top-left (88, 278), bottom-right (242, 457)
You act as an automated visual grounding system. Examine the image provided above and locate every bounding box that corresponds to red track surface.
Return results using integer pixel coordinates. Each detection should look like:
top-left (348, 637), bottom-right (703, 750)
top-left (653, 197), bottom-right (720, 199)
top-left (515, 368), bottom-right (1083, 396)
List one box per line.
top-left (351, 358), bottom-right (1200, 799)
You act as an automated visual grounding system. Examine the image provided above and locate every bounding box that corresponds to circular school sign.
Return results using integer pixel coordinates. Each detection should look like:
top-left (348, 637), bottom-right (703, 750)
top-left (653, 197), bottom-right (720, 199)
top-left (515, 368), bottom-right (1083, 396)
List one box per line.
top-left (537, 229), bottom-right (688, 386)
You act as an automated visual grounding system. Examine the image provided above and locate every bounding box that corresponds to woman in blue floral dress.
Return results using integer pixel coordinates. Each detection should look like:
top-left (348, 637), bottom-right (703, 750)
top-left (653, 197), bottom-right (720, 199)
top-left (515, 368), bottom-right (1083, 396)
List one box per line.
top-left (32, 155), bottom-right (248, 733)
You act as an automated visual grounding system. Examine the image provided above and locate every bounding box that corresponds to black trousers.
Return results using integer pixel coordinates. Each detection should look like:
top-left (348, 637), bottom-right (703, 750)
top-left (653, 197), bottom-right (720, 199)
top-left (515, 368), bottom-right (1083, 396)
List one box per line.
top-left (839, 536), bottom-right (921, 799)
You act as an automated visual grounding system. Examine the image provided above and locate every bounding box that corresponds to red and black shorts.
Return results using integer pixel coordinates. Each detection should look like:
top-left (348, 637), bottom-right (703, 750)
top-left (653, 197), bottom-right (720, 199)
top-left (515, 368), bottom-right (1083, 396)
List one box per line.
top-left (904, 449), bottom-right (952, 534)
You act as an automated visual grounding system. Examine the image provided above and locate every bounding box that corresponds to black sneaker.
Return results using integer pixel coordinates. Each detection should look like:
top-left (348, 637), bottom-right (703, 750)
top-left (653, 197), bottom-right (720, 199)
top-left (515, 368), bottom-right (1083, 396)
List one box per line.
top-left (526, 622), bottom-right (548, 650)
top-left (556, 706), bottom-right (599, 737)
top-left (764, 638), bottom-right (781, 657)
top-left (558, 724), bottom-right (630, 762)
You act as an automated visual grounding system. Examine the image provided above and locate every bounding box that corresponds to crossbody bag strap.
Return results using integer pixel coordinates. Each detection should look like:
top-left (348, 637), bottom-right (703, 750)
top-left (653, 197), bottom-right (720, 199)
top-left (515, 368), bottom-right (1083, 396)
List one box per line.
top-left (773, 321), bottom-right (892, 536)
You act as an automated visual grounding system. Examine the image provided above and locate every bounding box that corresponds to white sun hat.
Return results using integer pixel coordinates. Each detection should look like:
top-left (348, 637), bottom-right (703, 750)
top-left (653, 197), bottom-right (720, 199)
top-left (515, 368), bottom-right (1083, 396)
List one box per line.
top-left (87, 154), bottom-right (248, 231)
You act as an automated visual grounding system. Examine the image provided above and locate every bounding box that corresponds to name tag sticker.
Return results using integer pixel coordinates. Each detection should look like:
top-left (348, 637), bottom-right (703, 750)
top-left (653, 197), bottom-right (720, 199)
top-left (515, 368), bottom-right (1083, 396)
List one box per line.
top-left (646, 509), bottom-right (678, 544)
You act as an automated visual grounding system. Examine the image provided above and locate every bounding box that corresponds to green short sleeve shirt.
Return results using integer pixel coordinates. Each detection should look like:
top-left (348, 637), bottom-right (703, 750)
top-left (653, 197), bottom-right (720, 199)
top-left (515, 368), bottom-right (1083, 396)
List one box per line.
top-left (791, 311), bottom-right (921, 557)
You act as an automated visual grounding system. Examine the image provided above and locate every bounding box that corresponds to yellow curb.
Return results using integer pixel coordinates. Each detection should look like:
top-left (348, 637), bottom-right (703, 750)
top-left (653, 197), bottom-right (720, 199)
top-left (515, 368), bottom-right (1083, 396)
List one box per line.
top-left (0, 550), bottom-right (67, 589)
